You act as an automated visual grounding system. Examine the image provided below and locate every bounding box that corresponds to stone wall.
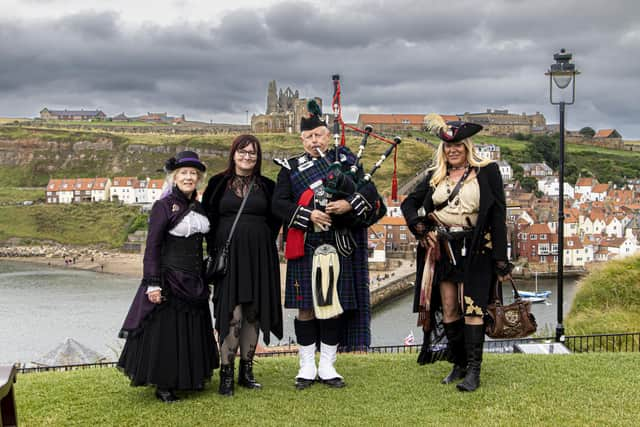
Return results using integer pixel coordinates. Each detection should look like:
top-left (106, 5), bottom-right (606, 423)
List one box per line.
top-left (370, 272), bottom-right (414, 308)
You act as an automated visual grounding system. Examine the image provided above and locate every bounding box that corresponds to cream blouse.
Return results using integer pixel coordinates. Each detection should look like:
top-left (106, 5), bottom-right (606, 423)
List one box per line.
top-left (431, 175), bottom-right (480, 227)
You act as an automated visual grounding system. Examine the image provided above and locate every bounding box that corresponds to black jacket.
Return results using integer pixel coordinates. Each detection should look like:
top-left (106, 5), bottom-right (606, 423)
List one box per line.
top-left (401, 162), bottom-right (508, 311)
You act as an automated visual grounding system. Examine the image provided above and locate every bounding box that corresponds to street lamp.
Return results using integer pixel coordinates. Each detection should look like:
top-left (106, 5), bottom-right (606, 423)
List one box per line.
top-left (545, 49), bottom-right (579, 342)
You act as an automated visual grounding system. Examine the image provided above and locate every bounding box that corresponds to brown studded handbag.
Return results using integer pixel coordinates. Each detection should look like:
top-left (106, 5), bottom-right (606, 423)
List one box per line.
top-left (485, 278), bottom-right (537, 339)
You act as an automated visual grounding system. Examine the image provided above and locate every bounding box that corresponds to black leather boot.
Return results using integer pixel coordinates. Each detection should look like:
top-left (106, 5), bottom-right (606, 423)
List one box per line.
top-left (238, 359), bottom-right (262, 389)
top-left (218, 364), bottom-right (235, 396)
top-left (442, 318), bottom-right (467, 384)
top-left (457, 324), bottom-right (485, 392)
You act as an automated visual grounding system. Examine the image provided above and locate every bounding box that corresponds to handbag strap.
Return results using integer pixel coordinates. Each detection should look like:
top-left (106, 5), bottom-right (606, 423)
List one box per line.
top-left (224, 177), bottom-right (255, 245)
top-left (493, 277), bottom-right (522, 306)
top-left (433, 166), bottom-right (474, 211)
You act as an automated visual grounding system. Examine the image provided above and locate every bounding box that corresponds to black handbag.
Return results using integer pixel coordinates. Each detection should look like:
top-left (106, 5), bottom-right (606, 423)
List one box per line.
top-left (206, 242), bottom-right (229, 280)
top-left (204, 177), bottom-right (254, 283)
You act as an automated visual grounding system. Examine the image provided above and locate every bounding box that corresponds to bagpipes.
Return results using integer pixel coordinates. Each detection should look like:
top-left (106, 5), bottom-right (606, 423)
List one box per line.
top-left (316, 74), bottom-right (402, 228)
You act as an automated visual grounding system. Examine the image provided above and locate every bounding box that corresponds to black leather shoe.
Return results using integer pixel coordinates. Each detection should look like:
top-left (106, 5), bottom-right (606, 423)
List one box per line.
top-left (320, 377), bottom-right (346, 388)
top-left (155, 389), bottom-right (179, 403)
top-left (442, 364), bottom-right (467, 384)
top-left (295, 378), bottom-right (315, 390)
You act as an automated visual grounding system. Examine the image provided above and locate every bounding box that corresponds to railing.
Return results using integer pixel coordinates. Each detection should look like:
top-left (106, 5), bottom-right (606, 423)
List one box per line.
top-left (14, 332), bottom-right (639, 373)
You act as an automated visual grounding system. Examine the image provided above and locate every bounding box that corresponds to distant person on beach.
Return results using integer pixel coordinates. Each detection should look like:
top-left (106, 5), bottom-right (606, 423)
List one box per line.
top-left (117, 151), bottom-right (219, 403)
top-left (202, 134), bottom-right (282, 397)
top-left (401, 115), bottom-right (512, 392)
top-left (272, 101), bottom-right (380, 390)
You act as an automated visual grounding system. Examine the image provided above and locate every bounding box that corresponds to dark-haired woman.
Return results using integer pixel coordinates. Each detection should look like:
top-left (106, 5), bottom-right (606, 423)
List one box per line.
top-left (202, 134), bottom-right (283, 397)
top-left (118, 151), bottom-right (219, 402)
top-left (401, 115), bottom-right (511, 392)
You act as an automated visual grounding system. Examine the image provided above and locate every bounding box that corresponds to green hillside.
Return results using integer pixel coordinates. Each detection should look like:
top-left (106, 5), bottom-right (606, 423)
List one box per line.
top-left (566, 254), bottom-right (640, 338)
top-left (0, 203), bottom-right (141, 247)
top-left (0, 125), bottom-right (433, 194)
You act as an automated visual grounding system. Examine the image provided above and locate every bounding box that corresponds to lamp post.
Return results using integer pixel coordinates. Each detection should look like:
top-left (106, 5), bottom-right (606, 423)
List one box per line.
top-left (545, 49), bottom-right (579, 342)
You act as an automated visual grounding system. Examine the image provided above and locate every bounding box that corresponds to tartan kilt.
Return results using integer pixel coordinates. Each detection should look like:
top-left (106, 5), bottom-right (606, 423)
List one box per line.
top-left (284, 227), bottom-right (371, 350)
top-left (284, 229), bottom-right (356, 310)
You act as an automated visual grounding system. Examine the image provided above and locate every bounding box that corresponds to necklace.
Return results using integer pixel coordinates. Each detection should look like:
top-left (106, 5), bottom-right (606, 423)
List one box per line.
top-left (448, 162), bottom-right (469, 171)
top-left (445, 165), bottom-right (471, 207)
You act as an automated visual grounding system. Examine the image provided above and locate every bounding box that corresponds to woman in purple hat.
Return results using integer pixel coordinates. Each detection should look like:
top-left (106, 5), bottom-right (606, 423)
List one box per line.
top-left (118, 151), bottom-right (219, 402)
top-left (402, 114), bottom-right (512, 392)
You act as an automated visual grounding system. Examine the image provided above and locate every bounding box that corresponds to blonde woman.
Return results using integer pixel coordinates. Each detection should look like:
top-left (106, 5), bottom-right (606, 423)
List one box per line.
top-left (401, 115), bottom-right (511, 392)
top-left (118, 151), bottom-right (219, 402)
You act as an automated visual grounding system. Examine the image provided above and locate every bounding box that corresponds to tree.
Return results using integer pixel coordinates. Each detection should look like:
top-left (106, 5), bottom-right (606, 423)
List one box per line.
top-left (520, 176), bottom-right (538, 193)
top-left (579, 127), bottom-right (596, 138)
top-left (525, 134), bottom-right (559, 169)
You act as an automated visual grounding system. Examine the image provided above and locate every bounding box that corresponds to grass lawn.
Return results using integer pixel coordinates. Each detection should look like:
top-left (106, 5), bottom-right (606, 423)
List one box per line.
top-left (14, 352), bottom-right (639, 426)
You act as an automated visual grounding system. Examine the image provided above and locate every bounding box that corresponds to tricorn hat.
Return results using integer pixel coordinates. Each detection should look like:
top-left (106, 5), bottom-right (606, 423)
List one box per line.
top-left (300, 99), bottom-right (327, 132)
top-left (424, 113), bottom-right (483, 143)
top-left (165, 150), bottom-right (206, 172)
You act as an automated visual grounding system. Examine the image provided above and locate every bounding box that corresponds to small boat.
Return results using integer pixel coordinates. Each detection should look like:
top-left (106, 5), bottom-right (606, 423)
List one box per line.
top-left (519, 289), bottom-right (552, 299)
top-left (519, 295), bottom-right (547, 304)
top-left (514, 272), bottom-right (551, 303)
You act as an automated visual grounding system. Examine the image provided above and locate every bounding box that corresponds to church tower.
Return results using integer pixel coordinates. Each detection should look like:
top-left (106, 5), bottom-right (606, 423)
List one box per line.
top-left (266, 80), bottom-right (278, 114)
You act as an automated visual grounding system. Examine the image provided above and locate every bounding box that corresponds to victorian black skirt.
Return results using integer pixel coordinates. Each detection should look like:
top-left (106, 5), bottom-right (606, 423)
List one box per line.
top-left (118, 269), bottom-right (219, 390)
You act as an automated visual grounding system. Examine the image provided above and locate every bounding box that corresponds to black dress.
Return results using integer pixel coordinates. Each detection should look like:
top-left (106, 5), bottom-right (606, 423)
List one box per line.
top-left (210, 180), bottom-right (283, 345)
top-left (118, 189), bottom-right (219, 390)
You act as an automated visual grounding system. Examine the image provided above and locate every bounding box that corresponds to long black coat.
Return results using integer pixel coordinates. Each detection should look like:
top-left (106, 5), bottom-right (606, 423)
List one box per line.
top-left (401, 162), bottom-right (508, 313)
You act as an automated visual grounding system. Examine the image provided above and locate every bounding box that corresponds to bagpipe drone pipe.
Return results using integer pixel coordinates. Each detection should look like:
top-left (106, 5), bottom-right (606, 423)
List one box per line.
top-left (318, 74), bottom-right (402, 229)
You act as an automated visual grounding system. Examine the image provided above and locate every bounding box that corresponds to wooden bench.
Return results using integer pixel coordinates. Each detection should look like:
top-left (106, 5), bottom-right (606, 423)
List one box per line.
top-left (0, 365), bottom-right (17, 427)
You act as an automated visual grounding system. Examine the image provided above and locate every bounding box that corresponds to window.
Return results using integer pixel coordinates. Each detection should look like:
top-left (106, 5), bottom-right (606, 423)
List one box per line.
top-left (530, 234), bottom-right (537, 240)
top-left (400, 234), bottom-right (407, 240)
top-left (387, 233), bottom-right (393, 239)
top-left (400, 225), bottom-right (407, 231)
top-left (540, 234), bottom-right (547, 240)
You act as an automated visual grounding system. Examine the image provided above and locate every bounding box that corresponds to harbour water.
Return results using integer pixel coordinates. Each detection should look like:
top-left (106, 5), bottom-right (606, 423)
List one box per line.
top-left (0, 260), bottom-right (579, 365)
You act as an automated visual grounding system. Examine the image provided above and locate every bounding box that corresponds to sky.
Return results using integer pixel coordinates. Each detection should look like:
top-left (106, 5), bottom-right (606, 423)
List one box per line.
top-left (1, 0), bottom-right (639, 138)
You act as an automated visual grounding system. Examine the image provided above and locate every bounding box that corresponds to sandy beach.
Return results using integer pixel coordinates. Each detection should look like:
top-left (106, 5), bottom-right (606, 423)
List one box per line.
top-left (4, 252), bottom-right (143, 278)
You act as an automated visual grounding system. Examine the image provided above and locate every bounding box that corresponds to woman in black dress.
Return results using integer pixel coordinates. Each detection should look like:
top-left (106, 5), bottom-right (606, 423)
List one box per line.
top-left (401, 115), bottom-right (512, 392)
top-left (118, 151), bottom-right (219, 402)
top-left (202, 134), bottom-right (283, 397)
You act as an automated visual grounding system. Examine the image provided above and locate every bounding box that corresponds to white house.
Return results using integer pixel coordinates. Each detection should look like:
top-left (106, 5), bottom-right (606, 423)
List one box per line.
top-left (605, 216), bottom-right (623, 238)
top-left (476, 144), bottom-right (501, 161)
top-left (91, 178), bottom-right (111, 202)
top-left (367, 224), bottom-right (386, 264)
top-left (589, 183), bottom-right (610, 202)
top-left (537, 176), bottom-right (575, 199)
top-left (496, 160), bottom-right (512, 181)
top-left (599, 236), bottom-right (638, 259)
top-left (147, 179), bottom-right (166, 203)
top-left (134, 179), bottom-right (149, 204)
top-left (564, 236), bottom-right (586, 267)
top-left (111, 177), bottom-right (139, 204)
top-left (575, 177), bottom-right (597, 199)
top-left (57, 179), bottom-right (75, 204)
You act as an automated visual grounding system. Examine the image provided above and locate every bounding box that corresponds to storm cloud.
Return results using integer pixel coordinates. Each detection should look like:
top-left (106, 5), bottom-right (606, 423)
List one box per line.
top-left (0, 0), bottom-right (639, 137)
